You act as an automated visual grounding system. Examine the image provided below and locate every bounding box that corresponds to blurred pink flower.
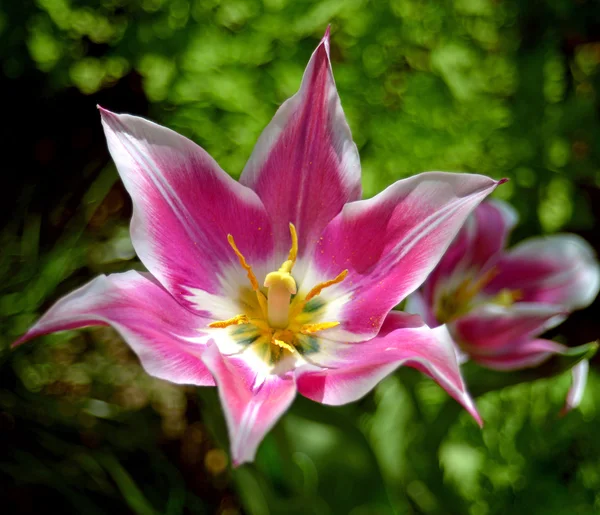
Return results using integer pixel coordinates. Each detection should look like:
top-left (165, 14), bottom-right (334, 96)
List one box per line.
top-left (409, 199), bottom-right (599, 411)
top-left (15, 29), bottom-right (503, 465)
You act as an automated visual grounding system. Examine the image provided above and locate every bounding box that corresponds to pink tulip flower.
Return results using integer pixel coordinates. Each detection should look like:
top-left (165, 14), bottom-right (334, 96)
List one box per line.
top-left (409, 199), bottom-right (599, 410)
top-left (15, 29), bottom-right (503, 465)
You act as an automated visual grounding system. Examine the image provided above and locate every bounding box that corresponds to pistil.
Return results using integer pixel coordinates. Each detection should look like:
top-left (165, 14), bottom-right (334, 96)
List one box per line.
top-left (263, 223), bottom-right (298, 328)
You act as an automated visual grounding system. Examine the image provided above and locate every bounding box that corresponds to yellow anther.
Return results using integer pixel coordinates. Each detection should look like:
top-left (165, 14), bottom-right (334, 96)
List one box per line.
top-left (290, 269), bottom-right (348, 319)
top-left (272, 329), bottom-right (296, 353)
top-left (287, 223), bottom-right (298, 264)
top-left (491, 288), bottom-right (522, 307)
top-left (437, 267), bottom-right (510, 323)
top-left (458, 267), bottom-right (498, 304)
top-left (227, 234), bottom-right (259, 291)
top-left (305, 269), bottom-right (348, 302)
top-left (300, 321), bottom-right (340, 334)
top-left (227, 233), bottom-right (269, 319)
top-left (208, 314), bottom-right (249, 328)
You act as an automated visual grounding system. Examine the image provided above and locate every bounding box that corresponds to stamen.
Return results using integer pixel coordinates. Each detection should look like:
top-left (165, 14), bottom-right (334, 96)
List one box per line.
top-left (227, 234), bottom-right (260, 291)
top-left (464, 267), bottom-right (498, 299)
top-left (272, 338), bottom-right (296, 353)
top-left (305, 269), bottom-right (348, 302)
top-left (437, 267), bottom-right (507, 323)
top-left (290, 269), bottom-right (348, 319)
top-left (208, 314), bottom-right (249, 328)
top-left (272, 329), bottom-right (296, 353)
top-left (300, 321), bottom-right (339, 334)
top-left (227, 233), bottom-right (269, 318)
top-left (287, 223), bottom-right (298, 264)
top-left (491, 288), bottom-right (522, 307)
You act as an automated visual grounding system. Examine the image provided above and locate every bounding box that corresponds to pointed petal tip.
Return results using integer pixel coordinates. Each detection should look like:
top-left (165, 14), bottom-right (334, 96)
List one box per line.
top-left (97, 105), bottom-right (117, 122)
top-left (560, 359), bottom-right (590, 417)
top-left (231, 457), bottom-right (244, 468)
top-left (461, 392), bottom-right (483, 427)
top-left (498, 177), bottom-right (509, 185)
top-left (473, 409), bottom-right (484, 428)
top-left (319, 25), bottom-right (331, 55)
top-left (11, 334), bottom-right (28, 349)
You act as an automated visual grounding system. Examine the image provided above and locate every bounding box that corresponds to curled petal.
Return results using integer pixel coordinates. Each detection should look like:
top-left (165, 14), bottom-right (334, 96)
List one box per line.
top-left (486, 234), bottom-right (600, 310)
top-left (201, 344), bottom-right (297, 466)
top-left (240, 28), bottom-right (362, 257)
top-left (296, 311), bottom-right (481, 426)
top-left (14, 272), bottom-right (215, 386)
top-left (100, 108), bottom-right (274, 311)
top-left (452, 303), bottom-right (567, 358)
top-left (313, 172), bottom-right (503, 340)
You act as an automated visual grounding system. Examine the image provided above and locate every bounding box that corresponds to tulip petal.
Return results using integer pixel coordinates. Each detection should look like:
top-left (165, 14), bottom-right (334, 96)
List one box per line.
top-left (240, 29), bottom-right (361, 257)
top-left (100, 108), bottom-right (274, 311)
top-left (313, 172), bottom-right (502, 340)
top-left (470, 338), bottom-right (568, 370)
top-left (451, 304), bottom-right (567, 358)
top-left (202, 344), bottom-right (297, 466)
top-left (296, 311), bottom-right (481, 425)
top-left (14, 271), bottom-right (215, 386)
top-left (423, 199), bottom-right (517, 309)
top-left (485, 234), bottom-right (600, 310)
top-left (562, 360), bottom-right (589, 414)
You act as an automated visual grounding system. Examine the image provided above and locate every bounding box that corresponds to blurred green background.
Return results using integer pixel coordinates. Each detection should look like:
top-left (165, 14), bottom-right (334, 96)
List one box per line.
top-left (1, 0), bottom-right (600, 513)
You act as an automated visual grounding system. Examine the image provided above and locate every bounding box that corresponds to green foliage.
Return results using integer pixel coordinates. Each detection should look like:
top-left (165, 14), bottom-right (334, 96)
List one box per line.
top-left (1, 0), bottom-right (600, 513)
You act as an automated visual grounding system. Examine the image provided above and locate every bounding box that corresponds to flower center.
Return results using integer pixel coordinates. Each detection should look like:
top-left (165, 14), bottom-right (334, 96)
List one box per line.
top-left (435, 268), bottom-right (521, 323)
top-left (208, 223), bottom-right (348, 362)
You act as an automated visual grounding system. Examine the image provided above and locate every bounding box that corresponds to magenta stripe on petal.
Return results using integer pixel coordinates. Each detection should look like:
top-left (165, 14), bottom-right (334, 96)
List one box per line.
top-left (100, 108), bottom-right (274, 310)
top-left (240, 30), bottom-right (361, 258)
top-left (296, 311), bottom-right (481, 426)
top-left (201, 344), bottom-right (297, 466)
top-left (14, 272), bottom-right (215, 386)
top-left (314, 172), bottom-right (502, 339)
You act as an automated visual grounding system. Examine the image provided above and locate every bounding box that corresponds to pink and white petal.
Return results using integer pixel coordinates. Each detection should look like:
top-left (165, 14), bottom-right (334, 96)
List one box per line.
top-left (313, 172), bottom-right (503, 340)
top-left (100, 108), bottom-right (275, 310)
top-left (14, 272), bottom-right (215, 386)
top-left (202, 344), bottom-right (297, 466)
top-left (296, 311), bottom-right (481, 425)
top-left (423, 199), bottom-right (518, 309)
top-left (485, 234), bottom-right (600, 310)
top-left (470, 338), bottom-right (568, 370)
top-left (239, 28), bottom-right (361, 257)
top-left (452, 304), bottom-right (567, 357)
top-left (562, 360), bottom-right (589, 414)
top-left (465, 200), bottom-right (518, 271)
